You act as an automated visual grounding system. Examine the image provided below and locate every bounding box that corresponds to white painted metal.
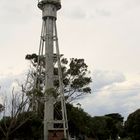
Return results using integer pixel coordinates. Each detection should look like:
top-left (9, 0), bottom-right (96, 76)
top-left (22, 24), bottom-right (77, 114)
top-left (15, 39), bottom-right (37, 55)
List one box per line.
top-left (38, 0), bottom-right (61, 14)
top-left (36, 1), bottom-right (69, 140)
top-left (54, 21), bottom-right (69, 138)
top-left (44, 16), bottom-right (54, 140)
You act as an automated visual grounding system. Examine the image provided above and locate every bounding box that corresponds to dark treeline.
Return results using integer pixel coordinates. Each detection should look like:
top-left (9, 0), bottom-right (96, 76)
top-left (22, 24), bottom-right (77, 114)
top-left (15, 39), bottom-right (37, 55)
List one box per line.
top-left (0, 103), bottom-right (140, 140)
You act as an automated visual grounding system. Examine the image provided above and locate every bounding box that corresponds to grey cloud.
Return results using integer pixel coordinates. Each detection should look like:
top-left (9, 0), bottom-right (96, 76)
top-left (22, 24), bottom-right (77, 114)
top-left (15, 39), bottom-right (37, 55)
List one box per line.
top-left (92, 70), bottom-right (126, 90)
top-left (80, 83), bottom-right (140, 119)
top-left (95, 9), bottom-right (111, 17)
top-left (78, 71), bottom-right (140, 119)
top-left (84, 102), bottom-right (127, 119)
top-left (109, 85), bottom-right (140, 100)
top-left (64, 7), bottom-right (87, 19)
top-left (72, 0), bottom-right (140, 19)
top-left (0, 0), bottom-right (35, 24)
top-left (0, 72), bottom-right (26, 94)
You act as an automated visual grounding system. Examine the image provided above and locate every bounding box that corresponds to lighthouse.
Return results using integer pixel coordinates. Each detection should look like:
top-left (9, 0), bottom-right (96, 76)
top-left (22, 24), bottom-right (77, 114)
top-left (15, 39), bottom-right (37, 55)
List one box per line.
top-left (37, 0), bottom-right (68, 140)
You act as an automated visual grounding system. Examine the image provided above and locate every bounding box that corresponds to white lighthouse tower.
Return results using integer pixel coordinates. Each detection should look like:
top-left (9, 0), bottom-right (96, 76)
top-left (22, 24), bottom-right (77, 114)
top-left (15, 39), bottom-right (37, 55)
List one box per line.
top-left (37, 0), bottom-right (69, 140)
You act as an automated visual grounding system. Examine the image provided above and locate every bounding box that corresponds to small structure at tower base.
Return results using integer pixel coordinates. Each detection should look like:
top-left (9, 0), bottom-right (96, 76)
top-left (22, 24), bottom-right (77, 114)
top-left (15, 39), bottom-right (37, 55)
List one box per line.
top-left (48, 130), bottom-right (65, 140)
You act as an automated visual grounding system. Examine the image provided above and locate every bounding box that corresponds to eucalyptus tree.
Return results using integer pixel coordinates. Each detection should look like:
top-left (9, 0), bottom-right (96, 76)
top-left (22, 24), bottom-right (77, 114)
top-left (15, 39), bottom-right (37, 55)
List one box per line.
top-left (25, 54), bottom-right (92, 111)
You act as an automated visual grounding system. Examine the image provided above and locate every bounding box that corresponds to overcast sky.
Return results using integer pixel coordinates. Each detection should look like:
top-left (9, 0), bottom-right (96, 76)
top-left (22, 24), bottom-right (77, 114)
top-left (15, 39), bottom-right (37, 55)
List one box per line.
top-left (0, 0), bottom-right (140, 119)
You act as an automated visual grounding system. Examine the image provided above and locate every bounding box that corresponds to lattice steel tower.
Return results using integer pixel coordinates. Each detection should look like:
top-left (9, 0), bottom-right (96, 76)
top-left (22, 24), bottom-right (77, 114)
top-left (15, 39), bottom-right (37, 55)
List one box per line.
top-left (37, 0), bottom-right (69, 140)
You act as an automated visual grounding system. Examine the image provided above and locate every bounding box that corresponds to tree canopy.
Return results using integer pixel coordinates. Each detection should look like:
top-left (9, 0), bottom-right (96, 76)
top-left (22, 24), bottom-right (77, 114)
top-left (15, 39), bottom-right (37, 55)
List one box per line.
top-left (25, 54), bottom-right (92, 113)
top-left (125, 109), bottom-right (140, 140)
top-left (25, 54), bottom-right (92, 100)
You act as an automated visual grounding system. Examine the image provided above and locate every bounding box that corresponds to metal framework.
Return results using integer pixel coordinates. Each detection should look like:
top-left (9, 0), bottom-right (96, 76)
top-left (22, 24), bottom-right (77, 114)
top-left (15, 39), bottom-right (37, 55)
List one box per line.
top-left (36, 0), bottom-right (69, 140)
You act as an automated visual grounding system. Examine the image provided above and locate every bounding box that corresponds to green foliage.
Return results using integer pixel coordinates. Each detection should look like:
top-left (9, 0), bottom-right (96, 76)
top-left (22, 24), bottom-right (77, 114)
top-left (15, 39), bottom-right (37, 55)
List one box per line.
top-left (0, 112), bottom-right (43, 140)
top-left (15, 112), bottom-right (43, 139)
top-left (125, 109), bottom-right (140, 140)
top-left (90, 116), bottom-right (113, 140)
top-left (67, 103), bottom-right (93, 137)
top-left (105, 113), bottom-right (124, 123)
top-left (67, 105), bottom-right (124, 140)
top-left (25, 54), bottom-right (92, 104)
top-left (105, 113), bottom-right (124, 139)
top-left (1, 106), bottom-right (139, 140)
top-left (64, 58), bottom-right (92, 99)
top-left (89, 113), bottom-right (124, 140)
